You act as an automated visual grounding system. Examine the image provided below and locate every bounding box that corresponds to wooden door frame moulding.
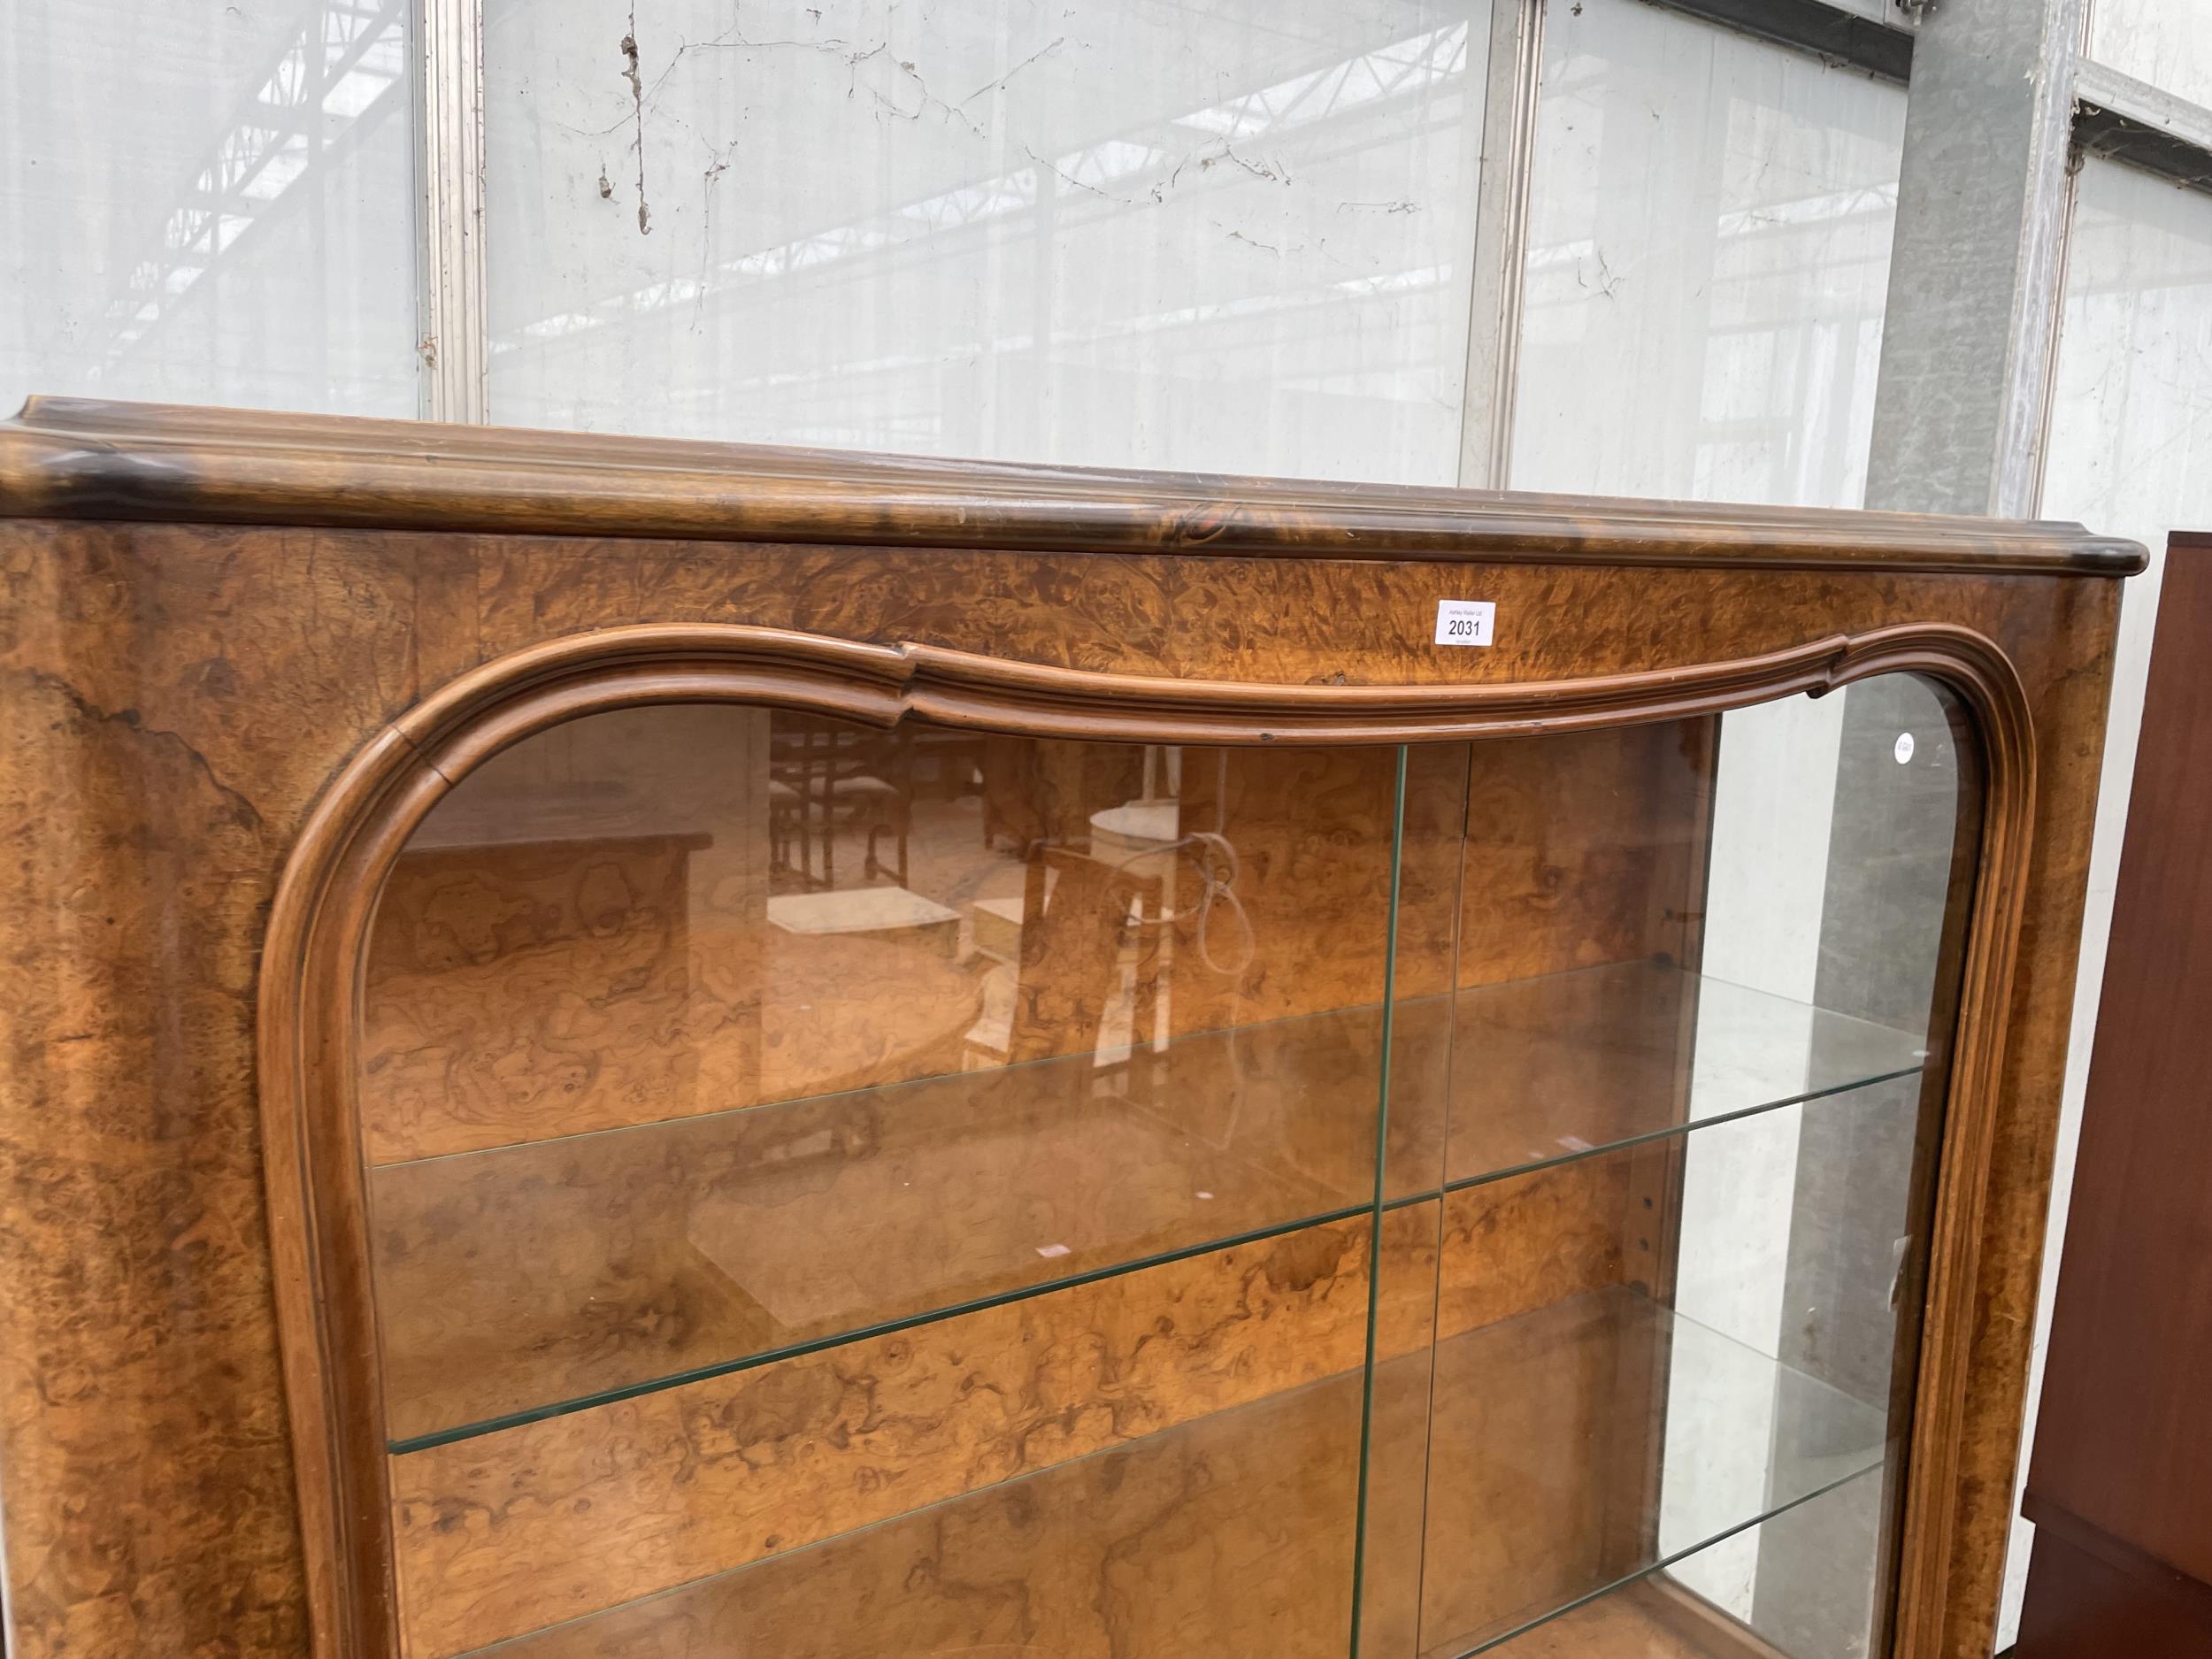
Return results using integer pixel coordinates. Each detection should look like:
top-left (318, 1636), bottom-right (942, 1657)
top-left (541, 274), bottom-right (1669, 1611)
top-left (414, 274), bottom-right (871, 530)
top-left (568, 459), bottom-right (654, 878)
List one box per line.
top-left (0, 395), bottom-right (2147, 573)
top-left (258, 620), bottom-right (2037, 1659)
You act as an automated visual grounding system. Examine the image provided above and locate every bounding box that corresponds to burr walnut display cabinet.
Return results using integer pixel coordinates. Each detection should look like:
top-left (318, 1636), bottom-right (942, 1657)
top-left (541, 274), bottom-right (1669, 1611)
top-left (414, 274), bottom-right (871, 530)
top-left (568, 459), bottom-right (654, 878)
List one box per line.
top-left (0, 399), bottom-right (2144, 1659)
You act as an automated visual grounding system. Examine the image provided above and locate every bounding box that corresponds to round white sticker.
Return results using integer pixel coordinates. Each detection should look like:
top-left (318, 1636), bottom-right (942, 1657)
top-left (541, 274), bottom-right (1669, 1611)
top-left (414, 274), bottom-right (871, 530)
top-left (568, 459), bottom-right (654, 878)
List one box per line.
top-left (1893, 732), bottom-right (1916, 764)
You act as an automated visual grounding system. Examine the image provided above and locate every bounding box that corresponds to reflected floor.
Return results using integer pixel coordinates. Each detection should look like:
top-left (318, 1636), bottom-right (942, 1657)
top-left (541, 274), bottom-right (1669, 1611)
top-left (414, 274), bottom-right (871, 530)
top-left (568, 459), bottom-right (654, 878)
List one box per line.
top-left (1410, 1286), bottom-right (1886, 1657)
top-left (442, 1285), bottom-right (1886, 1659)
top-left (1459, 1463), bottom-right (1886, 1659)
top-left (375, 963), bottom-right (1922, 1449)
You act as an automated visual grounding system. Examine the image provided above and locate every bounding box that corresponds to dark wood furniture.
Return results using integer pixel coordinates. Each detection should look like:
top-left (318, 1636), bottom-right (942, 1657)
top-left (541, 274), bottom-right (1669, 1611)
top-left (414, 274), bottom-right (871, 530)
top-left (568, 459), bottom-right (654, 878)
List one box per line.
top-left (0, 399), bottom-right (2143, 1659)
top-left (2018, 535), bottom-right (2212, 1658)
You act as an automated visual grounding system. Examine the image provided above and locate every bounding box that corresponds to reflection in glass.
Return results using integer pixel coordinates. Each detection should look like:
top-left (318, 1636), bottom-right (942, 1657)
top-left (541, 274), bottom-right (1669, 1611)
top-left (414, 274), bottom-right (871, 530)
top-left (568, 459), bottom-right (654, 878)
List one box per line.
top-left (1443, 961), bottom-right (1923, 1186)
top-left (457, 1369), bottom-right (1376, 1659)
top-left (373, 1005), bottom-right (1396, 1441)
top-left (1471, 1467), bottom-right (1886, 1659)
top-left (363, 708), bottom-right (1403, 1445)
top-left (1417, 1270), bottom-right (1888, 1655)
top-left (1663, 676), bottom-right (1975, 1655)
top-left (1358, 687), bottom-right (1974, 1659)
top-left (363, 680), bottom-right (1978, 1659)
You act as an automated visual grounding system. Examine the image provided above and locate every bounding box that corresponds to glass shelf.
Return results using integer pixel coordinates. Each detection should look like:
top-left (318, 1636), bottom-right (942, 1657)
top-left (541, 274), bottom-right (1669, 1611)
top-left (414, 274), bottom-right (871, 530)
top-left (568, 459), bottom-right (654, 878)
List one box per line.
top-left (373, 965), bottom-right (1924, 1450)
top-left (1459, 1463), bottom-right (1886, 1659)
top-left (1409, 1285), bottom-right (1890, 1659)
top-left (358, 692), bottom-right (1978, 1659)
top-left (1439, 958), bottom-right (1928, 1190)
top-left (434, 1284), bottom-right (1885, 1657)
top-left (449, 1363), bottom-right (1377, 1658)
top-left (372, 1002), bottom-right (1393, 1447)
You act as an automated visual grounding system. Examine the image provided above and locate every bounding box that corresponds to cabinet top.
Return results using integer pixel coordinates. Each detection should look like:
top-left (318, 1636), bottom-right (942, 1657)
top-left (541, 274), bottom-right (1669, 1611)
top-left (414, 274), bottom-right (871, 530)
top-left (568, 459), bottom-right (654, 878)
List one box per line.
top-left (0, 396), bottom-right (2146, 576)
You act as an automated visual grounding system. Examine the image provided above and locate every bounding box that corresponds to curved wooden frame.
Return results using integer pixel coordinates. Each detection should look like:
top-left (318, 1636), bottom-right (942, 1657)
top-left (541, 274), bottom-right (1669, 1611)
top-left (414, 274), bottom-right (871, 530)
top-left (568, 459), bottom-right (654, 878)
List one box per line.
top-left (259, 618), bottom-right (2035, 1659)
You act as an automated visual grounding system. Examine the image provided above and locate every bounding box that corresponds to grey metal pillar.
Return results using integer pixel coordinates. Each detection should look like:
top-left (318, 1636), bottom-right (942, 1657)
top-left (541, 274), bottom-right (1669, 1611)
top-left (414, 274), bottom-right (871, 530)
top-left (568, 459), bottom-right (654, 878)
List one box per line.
top-left (1863, 0), bottom-right (2084, 518)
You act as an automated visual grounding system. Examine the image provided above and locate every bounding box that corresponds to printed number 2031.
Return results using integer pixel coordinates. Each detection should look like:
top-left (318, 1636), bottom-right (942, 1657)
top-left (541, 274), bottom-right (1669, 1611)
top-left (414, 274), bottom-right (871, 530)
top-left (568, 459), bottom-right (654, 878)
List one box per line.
top-left (1433, 599), bottom-right (1495, 648)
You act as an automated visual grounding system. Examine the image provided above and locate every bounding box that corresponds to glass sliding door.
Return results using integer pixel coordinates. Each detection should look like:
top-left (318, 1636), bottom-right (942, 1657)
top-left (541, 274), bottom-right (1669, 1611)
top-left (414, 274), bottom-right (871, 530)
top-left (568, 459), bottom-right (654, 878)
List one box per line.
top-left (357, 678), bottom-right (1978, 1659)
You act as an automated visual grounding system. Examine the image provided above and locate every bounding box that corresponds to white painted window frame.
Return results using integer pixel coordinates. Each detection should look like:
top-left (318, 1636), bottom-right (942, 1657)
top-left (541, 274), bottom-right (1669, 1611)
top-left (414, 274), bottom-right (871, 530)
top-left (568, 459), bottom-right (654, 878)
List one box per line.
top-left (413, 0), bottom-right (488, 422)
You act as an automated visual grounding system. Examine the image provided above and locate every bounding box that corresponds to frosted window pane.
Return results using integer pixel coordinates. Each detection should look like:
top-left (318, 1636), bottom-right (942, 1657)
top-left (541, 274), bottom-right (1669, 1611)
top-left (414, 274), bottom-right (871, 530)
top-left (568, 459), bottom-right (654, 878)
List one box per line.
top-left (2089, 0), bottom-right (2212, 113)
top-left (2043, 160), bottom-right (2212, 566)
top-left (2000, 155), bottom-right (2212, 1648)
top-left (482, 0), bottom-right (1488, 483)
top-left (0, 0), bottom-right (419, 417)
top-left (1509, 0), bottom-right (1903, 510)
